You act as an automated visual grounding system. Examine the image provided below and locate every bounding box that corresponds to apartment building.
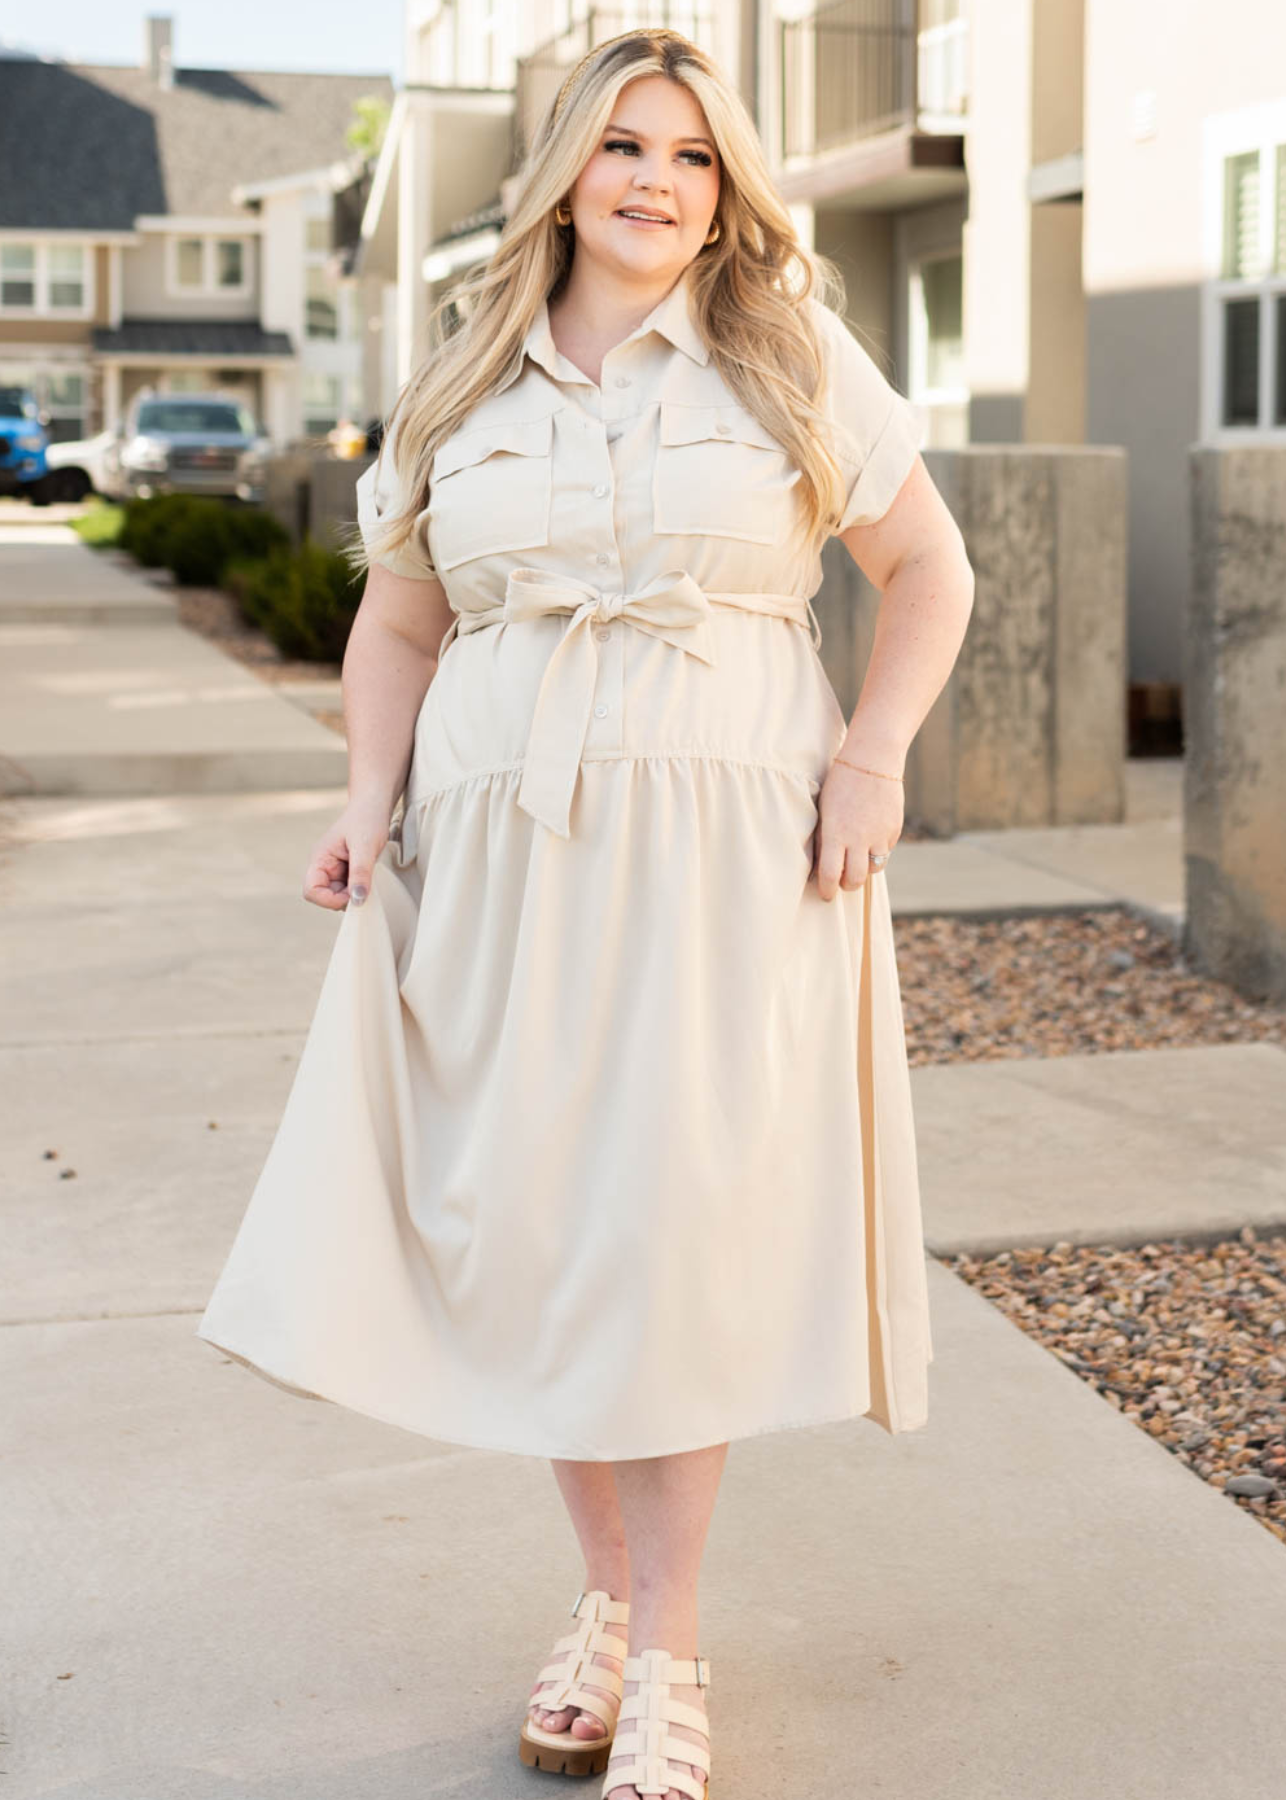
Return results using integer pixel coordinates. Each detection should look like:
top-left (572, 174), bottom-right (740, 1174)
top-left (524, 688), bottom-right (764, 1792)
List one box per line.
top-left (0, 16), bottom-right (391, 446)
top-left (357, 1), bottom-right (1286, 701)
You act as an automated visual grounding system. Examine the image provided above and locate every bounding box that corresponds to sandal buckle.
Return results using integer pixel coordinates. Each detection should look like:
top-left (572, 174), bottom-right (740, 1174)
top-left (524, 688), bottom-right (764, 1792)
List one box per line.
top-left (571, 1588), bottom-right (585, 1617)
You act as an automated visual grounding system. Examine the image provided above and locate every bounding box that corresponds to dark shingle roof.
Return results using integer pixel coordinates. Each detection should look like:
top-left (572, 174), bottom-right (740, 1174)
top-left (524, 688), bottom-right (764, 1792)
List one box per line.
top-left (91, 319), bottom-right (295, 357)
top-left (0, 58), bottom-right (394, 230)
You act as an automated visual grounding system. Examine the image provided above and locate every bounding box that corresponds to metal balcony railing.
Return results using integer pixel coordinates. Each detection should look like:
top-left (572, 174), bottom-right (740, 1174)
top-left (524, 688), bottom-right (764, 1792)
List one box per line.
top-left (780, 0), bottom-right (967, 161)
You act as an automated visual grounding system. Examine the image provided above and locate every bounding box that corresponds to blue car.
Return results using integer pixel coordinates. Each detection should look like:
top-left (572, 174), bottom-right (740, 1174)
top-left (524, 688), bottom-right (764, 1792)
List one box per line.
top-left (0, 386), bottom-right (53, 503)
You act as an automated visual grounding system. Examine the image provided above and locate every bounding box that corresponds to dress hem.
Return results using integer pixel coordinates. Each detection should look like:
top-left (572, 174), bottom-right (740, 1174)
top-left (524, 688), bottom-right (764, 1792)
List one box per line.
top-left (195, 1322), bottom-right (930, 1461)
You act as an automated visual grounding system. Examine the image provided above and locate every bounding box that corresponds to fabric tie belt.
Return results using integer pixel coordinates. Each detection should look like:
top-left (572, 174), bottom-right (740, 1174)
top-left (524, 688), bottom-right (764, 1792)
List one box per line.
top-left (436, 567), bottom-right (821, 839)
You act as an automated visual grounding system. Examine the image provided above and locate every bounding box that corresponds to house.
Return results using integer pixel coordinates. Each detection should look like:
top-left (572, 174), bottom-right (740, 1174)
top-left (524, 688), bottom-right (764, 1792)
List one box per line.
top-left (357, 0), bottom-right (1286, 720)
top-left (0, 15), bottom-right (392, 447)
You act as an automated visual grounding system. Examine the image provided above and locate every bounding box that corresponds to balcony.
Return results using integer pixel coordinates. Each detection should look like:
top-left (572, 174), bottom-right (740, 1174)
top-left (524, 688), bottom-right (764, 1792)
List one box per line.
top-left (779, 0), bottom-right (968, 161)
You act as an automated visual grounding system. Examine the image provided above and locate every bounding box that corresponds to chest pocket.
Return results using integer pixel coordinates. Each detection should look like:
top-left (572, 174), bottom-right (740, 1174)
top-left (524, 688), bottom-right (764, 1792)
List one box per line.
top-left (429, 411), bottom-right (555, 571)
top-left (652, 401), bottom-right (799, 546)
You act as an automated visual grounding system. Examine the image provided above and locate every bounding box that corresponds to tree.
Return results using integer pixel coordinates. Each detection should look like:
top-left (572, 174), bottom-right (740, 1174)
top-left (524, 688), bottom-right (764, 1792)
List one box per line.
top-left (346, 95), bottom-right (391, 162)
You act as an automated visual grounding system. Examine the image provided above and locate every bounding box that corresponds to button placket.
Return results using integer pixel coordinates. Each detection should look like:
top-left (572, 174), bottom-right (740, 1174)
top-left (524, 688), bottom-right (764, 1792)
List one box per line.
top-left (581, 399), bottom-right (626, 760)
top-left (585, 591), bottom-right (625, 758)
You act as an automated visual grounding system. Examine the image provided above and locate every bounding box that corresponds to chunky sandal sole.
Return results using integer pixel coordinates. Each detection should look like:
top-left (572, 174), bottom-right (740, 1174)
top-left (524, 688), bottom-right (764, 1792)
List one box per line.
top-left (520, 1588), bottom-right (629, 1778)
top-left (519, 1729), bottom-right (615, 1776)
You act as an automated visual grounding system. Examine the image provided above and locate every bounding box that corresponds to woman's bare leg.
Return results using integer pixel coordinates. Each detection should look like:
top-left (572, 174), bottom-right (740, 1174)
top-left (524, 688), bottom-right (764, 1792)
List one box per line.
top-left (605, 1441), bottom-right (728, 1800)
top-left (529, 1459), bottom-right (632, 1736)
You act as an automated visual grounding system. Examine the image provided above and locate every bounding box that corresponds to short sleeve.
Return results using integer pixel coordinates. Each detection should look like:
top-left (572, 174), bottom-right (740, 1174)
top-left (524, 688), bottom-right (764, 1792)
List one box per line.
top-left (810, 299), bottom-right (925, 531)
top-left (353, 419), bottom-right (439, 581)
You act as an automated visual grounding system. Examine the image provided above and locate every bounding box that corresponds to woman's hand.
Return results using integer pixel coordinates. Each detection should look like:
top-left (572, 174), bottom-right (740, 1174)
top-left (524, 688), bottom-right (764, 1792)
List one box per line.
top-left (811, 760), bottom-right (904, 901)
top-left (302, 794), bottom-right (394, 910)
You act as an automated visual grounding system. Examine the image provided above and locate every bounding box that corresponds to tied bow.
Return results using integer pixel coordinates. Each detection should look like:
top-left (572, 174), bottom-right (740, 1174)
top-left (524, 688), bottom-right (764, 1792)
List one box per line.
top-left (502, 566), bottom-right (717, 839)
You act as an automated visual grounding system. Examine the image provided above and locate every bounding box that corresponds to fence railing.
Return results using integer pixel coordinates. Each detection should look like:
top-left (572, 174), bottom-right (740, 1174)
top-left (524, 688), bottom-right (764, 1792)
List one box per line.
top-left (780, 0), bottom-right (967, 160)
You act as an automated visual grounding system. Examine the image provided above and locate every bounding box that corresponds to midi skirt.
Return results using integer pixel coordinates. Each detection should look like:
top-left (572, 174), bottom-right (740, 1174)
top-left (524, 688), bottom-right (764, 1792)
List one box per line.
top-left (196, 600), bottom-right (934, 1458)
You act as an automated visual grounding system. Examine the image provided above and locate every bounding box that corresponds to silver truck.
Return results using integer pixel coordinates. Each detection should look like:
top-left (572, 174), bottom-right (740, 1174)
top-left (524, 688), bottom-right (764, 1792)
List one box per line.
top-left (102, 391), bottom-right (270, 504)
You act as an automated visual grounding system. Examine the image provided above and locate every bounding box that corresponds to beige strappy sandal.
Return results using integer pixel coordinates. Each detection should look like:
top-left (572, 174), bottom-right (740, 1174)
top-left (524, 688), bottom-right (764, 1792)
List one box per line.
top-left (600, 1647), bottom-right (712, 1800)
top-left (520, 1587), bottom-right (631, 1776)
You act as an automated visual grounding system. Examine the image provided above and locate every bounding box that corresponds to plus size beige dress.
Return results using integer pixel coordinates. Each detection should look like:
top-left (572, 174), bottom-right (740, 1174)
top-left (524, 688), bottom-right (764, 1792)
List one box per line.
top-left (196, 267), bottom-right (935, 1458)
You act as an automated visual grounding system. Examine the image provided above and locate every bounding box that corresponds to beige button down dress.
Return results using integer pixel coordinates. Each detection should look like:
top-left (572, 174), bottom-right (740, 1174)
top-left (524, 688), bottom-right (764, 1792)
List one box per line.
top-left (197, 267), bottom-right (935, 1458)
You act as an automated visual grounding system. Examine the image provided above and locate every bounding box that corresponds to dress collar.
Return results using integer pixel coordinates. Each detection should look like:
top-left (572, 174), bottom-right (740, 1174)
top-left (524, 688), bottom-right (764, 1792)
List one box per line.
top-left (504, 266), bottom-right (710, 389)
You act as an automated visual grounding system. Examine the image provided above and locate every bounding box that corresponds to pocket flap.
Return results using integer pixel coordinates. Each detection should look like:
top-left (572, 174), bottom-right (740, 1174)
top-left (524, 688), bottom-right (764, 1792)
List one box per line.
top-left (432, 411), bottom-right (553, 480)
top-left (658, 400), bottom-right (784, 453)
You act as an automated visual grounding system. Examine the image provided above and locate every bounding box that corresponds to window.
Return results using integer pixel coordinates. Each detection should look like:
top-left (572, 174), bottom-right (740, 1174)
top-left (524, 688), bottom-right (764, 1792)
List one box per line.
top-left (0, 361), bottom-right (88, 440)
top-left (167, 235), bottom-right (251, 296)
top-left (302, 371), bottom-right (343, 436)
top-left (0, 245), bottom-right (35, 307)
top-left (176, 238), bottom-right (204, 287)
top-left (908, 248), bottom-right (966, 447)
top-left (216, 240), bottom-right (244, 288)
top-left (44, 368), bottom-right (87, 441)
top-left (305, 216), bottom-right (331, 254)
top-left (305, 264), bottom-right (339, 340)
top-left (47, 245), bottom-right (85, 308)
top-left (919, 252), bottom-right (965, 393)
top-left (0, 242), bottom-right (90, 315)
top-left (135, 398), bottom-right (256, 436)
top-left (1206, 120), bottom-right (1286, 435)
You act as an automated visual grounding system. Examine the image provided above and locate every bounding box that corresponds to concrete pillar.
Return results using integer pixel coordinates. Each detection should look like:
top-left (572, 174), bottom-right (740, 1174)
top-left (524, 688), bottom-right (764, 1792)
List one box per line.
top-left (1185, 447), bottom-right (1286, 1002)
top-left (815, 444), bottom-right (1128, 832)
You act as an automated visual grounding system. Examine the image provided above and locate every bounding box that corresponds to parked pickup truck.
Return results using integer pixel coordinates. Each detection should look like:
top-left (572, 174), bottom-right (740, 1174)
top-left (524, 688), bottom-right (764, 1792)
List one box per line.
top-left (0, 386), bottom-right (53, 503)
top-left (100, 391), bottom-right (270, 505)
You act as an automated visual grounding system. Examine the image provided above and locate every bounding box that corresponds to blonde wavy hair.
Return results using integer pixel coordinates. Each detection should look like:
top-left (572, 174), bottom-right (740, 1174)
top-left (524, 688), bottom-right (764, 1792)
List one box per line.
top-left (348, 25), bottom-right (872, 579)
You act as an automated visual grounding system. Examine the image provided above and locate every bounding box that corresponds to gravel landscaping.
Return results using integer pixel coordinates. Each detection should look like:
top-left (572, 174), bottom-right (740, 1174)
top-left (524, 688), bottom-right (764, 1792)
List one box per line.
top-left (942, 1231), bottom-right (1286, 1547)
top-left (899, 912), bottom-right (1286, 1550)
top-left (896, 907), bottom-right (1286, 1067)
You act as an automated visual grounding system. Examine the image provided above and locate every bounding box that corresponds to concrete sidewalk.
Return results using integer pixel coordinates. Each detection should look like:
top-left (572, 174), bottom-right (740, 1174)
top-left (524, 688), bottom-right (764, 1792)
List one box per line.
top-left (2, 528), bottom-right (1283, 1799)
top-left (0, 517), bottom-right (347, 796)
top-left (5, 787), bottom-right (1284, 1799)
top-left (886, 755), bottom-right (1184, 929)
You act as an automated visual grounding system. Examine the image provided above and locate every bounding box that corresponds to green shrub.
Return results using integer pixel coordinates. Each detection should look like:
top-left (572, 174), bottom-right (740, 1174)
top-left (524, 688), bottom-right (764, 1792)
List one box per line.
top-left (223, 537), bottom-right (363, 662)
top-left (118, 494), bottom-right (199, 566)
top-left (117, 495), bottom-right (290, 586)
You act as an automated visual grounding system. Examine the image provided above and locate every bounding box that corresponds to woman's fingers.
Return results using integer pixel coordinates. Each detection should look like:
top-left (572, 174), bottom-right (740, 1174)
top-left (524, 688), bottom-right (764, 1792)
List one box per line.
top-left (813, 821), bottom-right (853, 902)
top-left (302, 841), bottom-right (352, 910)
top-left (840, 840), bottom-right (873, 891)
top-left (344, 834), bottom-right (388, 907)
top-left (813, 765), bottom-right (903, 901)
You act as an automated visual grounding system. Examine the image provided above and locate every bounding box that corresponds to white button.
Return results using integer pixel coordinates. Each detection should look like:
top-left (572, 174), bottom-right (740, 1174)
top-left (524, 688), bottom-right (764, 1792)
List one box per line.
top-left (594, 703), bottom-right (609, 718)
top-left (595, 551), bottom-right (612, 565)
top-left (593, 483), bottom-right (609, 498)
top-left (595, 627), bottom-right (612, 642)
top-left (715, 422), bottom-right (731, 436)
top-left (614, 376), bottom-right (631, 388)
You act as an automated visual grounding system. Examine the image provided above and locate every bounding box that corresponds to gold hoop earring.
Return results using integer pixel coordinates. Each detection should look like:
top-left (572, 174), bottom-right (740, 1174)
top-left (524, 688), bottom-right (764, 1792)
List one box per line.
top-left (704, 218), bottom-right (721, 246)
top-left (554, 200), bottom-right (572, 227)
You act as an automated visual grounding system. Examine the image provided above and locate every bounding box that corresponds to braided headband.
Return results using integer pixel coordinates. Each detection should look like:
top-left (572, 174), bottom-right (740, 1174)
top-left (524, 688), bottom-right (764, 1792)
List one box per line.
top-left (550, 26), bottom-right (695, 127)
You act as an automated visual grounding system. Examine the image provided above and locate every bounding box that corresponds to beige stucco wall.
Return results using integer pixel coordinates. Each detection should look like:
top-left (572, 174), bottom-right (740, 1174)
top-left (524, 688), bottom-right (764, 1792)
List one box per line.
top-left (1032, 0), bottom-right (1084, 166)
top-left (963, 0), bottom-right (1032, 442)
top-left (813, 210), bottom-right (900, 372)
top-left (1027, 200), bottom-right (1086, 444)
top-left (1083, 0), bottom-right (1286, 685)
top-left (121, 229), bottom-right (260, 320)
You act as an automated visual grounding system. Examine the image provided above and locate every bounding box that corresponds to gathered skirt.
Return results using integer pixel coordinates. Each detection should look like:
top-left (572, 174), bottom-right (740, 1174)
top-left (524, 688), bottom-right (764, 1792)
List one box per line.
top-left (196, 606), bottom-right (934, 1458)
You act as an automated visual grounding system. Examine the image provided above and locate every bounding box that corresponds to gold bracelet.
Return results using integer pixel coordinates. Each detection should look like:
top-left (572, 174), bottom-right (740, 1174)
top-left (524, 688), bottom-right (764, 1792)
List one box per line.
top-left (833, 754), bottom-right (904, 782)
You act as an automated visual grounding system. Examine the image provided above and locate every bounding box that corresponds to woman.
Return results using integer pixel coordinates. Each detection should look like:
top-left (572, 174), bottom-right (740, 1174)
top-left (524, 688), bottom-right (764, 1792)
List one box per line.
top-left (197, 27), bottom-right (974, 1800)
